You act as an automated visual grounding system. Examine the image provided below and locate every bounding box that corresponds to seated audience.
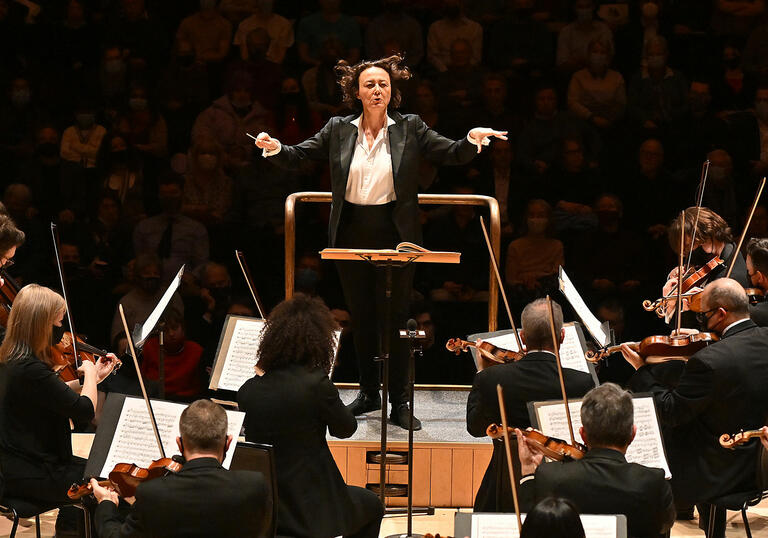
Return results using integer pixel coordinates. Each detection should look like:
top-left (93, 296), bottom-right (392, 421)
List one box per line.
top-left (556, 0), bottom-right (613, 73)
top-left (426, 0), bottom-right (483, 72)
top-left (233, 0), bottom-right (293, 64)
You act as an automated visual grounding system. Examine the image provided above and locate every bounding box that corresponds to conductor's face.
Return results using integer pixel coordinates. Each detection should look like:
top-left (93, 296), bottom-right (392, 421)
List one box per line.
top-left (357, 67), bottom-right (391, 112)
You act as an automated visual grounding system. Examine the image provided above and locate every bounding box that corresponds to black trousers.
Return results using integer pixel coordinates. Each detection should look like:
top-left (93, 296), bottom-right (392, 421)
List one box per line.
top-left (335, 202), bottom-right (414, 405)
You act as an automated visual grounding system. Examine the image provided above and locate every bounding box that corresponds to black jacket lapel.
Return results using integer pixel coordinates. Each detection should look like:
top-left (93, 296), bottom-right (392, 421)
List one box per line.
top-left (338, 116), bottom-right (358, 192)
top-left (389, 111), bottom-right (406, 184)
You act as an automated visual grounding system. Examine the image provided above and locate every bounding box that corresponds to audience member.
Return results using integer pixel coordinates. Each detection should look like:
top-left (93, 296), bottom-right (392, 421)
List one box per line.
top-left (712, 41), bottom-right (757, 112)
top-left (296, 0), bottom-right (361, 66)
top-left (556, 0), bottom-right (613, 73)
top-left (488, 0), bottom-right (553, 76)
top-left (233, 0), bottom-right (293, 64)
top-left (366, 0), bottom-right (424, 66)
top-left (426, 0), bottom-right (483, 72)
top-left (182, 138), bottom-right (232, 223)
top-left (175, 0), bottom-right (232, 66)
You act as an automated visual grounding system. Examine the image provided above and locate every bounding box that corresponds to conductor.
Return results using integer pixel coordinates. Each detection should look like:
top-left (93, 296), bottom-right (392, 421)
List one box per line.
top-left (254, 54), bottom-right (506, 429)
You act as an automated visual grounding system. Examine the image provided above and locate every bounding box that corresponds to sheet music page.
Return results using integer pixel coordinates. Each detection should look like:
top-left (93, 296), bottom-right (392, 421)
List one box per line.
top-left (100, 397), bottom-right (244, 476)
top-left (482, 325), bottom-right (590, 374)
top-left (216, 318), bottom-right (342, 391)
top-left (559, 267), bottom-right (610, 347)
top-left (534, 397), bottom-right (671, 478)
top-left (137, 265), bottom-right (185, 346)
top-left (217, 318), bottom-right (265, 392)
top-left (471, 513), bottom-right (619, 537)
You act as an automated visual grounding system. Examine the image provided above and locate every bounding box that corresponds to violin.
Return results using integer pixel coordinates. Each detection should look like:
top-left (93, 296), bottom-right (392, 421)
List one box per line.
top-left (52, 331), bottom-right (122, 382)
top-left (585, 332), bottom-right (718, 363)
top-left (486, 424), bottom-right (586, 461)
top-left (67, 457), bottom-right (183, 500)
top-left (0, 268), bottom-right (19, 327)
top-left (643, 256), bottom-right (723, 317)
top-left (445, 337), bottom-right (524, 370)
top-left (719, 429), bottom-right (766, 450)
top-left (745, 288), bottom-right (765, 305)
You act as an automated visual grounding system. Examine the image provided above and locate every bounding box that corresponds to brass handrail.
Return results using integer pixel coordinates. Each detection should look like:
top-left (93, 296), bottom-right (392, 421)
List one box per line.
top-left (284, 192), bottom-right (501, 331)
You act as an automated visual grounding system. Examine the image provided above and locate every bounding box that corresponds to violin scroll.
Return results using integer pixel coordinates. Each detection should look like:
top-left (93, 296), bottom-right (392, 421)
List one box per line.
top-left (719, 429), bottom-right (765, 450)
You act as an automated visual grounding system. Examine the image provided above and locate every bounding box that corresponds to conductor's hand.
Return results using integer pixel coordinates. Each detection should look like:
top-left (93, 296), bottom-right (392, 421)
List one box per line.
top-left (90, 478), bottom-right (119, 505)
top-left (253, 132), bottom-right (279, 152)
top-left (468, 128), bottom-right (508, 153)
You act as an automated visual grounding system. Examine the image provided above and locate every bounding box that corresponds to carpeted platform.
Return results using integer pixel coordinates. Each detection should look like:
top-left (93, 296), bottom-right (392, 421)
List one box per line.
top-left (336, 388), bottom-right (483, 444)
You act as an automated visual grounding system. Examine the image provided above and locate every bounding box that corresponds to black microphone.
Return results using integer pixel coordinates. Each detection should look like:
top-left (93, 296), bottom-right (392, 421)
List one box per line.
top-left (407, 318), bottom-right (418, 337)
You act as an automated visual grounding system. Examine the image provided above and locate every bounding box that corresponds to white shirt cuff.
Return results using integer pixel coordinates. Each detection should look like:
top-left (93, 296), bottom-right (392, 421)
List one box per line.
top-left (519, 474), bottom-right (535, 485)
top-left (262, 140), bottom-right (282, 158)
top-left (467, 132), bottom-right (490, 146)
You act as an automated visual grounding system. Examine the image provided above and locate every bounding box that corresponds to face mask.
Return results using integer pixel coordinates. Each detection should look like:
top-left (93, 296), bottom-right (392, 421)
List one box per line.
top-left (689, 94), bottom-right (710, 114)
top-left (527, 217), bottom-right (548, 234)
top-left (597, 210), bottom-right (621, 226)
top-left (139, 276), bottom-right (160, 294)
top-left (708, 165), bottom-right (728, 184)
top-left (248, 47), bottom-right (267, 60)
top-left (723, 56), bottom-right (740, 69)
top-left (105, 59), bottom-right (125, 74)
top-left (110, 150), bottom-right (128, 165)
top-left (197, 154), bottom-right (218, 171)
top-left (37, 142), bottom-right (59, 158)
top-left (647, 55), bottom-right (665, 70)
top-left (296, 268), bottom-right (320, 290)
top-left (690, 245), bottom-right (712, 266)
top-left (76, 113), bottom-right (95, 129)
top-left (757, 101), bottom-right (768, 122)
top-left (208, 286), bottom-right (231, 308)
top-left (129, 98), bottom-right (148, 111)
top-left (695, 310), bottom-right (715, 332)
top-left (589, 53), bottom-right (608, 70)
top-left (52, 323), bottom-right (67, 345)
top-left (160, 196), bottom-right (182, 214)
top-left (200, 0), bottom-right (216, 9)
top-left (575, 7), bottom-right (593, 22)
top-left (11, 89), bottom-right (30, 107)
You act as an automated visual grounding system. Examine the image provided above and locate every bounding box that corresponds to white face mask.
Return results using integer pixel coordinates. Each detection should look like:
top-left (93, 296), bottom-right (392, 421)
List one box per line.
top-left (527, 217), bottom-right (548, 234)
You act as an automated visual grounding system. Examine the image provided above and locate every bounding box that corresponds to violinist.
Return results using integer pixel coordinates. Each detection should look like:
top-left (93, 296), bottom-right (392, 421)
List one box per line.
top-left (0, 284), bottom-right (116, 538)
top-left (90, 399), bottom-right (270, 538)
top-left (466, 299), bottom-right (594, 512)
top-left (745, 237), bottom-right (768, 326)
top-left (621, 278), bottom-right (768, 538)
top-left (0, 212), bottom-right (25, 335)
top-left (516, 384), bottom-right (676, 538)
top-left (237, 294), bottom-right (384, 538)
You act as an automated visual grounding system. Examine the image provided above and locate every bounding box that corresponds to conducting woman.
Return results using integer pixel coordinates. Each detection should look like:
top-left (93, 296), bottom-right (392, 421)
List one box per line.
top-left (254, 54), bottom-right (506, 429)
top-left (0, 284), bottom-right (117, 537)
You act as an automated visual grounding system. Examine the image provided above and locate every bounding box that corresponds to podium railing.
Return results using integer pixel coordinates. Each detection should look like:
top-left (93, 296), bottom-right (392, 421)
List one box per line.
top-left (284, 192), bottom-right (502, 332)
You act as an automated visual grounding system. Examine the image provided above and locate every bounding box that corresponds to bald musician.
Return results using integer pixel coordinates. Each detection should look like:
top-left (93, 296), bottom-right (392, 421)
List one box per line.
top-left (91, 400), bottom-right (269, 538)
top-left (621, 279), bottom-right (768, 537)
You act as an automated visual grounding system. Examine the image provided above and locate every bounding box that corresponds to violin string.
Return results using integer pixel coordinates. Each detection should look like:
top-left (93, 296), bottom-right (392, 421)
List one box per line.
top-left (685, 160), bottom-right (710, 273)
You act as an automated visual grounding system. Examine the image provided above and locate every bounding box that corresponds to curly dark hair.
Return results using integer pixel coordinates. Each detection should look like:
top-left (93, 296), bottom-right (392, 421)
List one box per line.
top-left (256, 293), bottom-right (337, 374)
top-left (334, 54), bottom-right (412, 110)
top-left (667, 206), bottom-right (732, 252)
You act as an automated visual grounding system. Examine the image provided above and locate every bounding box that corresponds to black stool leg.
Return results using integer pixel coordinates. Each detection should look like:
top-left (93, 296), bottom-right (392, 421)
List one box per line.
top-left (35, 514), bottom-right (40, 538)
top-left (707, 504), bottom-right (716, 538)
top-left (9, 509), bottom-right (19, 538)
top-left (742, 507), bottom-right (752, 538)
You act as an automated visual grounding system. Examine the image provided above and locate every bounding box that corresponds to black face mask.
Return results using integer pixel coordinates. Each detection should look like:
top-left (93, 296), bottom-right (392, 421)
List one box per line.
top-left (139, 276), bottom-right (160, 294)
top-left (695, 309), bottom-right (716, 332)
top-left (159, 196), bottom-right (182, 214)
top-left (52, 323), bottom-right (67, 345)
top-left (111, 150), bottom-right (128, 165)
top-left (208, 286), bottom-right (231, 309)
top-left (690, 246), bottom-right (713, 267)
top-left (37, 142), bottom-right (59, 158)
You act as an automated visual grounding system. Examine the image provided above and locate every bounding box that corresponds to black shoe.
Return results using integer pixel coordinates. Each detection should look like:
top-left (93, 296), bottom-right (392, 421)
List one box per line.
top-left (346, 391), bottom-right (381, 415)
top-left (390, 403), bottom-right (422, 431)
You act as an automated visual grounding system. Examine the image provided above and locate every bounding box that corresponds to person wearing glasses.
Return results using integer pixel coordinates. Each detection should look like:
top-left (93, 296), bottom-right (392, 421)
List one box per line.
top-left (0, 212), bottom-right (25, 275)
top-left (621, 278), bottom-right (768, 538)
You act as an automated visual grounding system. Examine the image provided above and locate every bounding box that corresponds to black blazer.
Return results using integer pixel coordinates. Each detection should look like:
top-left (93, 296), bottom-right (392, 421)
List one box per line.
top-left (520, 448), bottom-right (676, 538)
top-left (749, 300), bottom-right (768, 327)
top-left (466, 351), bottom-right (595, 512)
top-left (238, 364), bottom-right (374, 538)
top-left (94, 457), bottom-right (269, 538)
top-left (267, 111), bottom-right (477, 246)
top-left (629, 319), bottom-right (768, 505)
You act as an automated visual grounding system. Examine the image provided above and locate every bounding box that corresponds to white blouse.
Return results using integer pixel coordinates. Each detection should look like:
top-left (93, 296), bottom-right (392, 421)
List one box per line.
top-left (344, 114), bottom-right (396, 205)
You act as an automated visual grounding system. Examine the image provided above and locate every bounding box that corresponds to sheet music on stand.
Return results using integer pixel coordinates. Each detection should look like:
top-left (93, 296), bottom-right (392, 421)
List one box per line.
top-left (468, 323), bottom-right (599, 386)
top-left (134, 265), bottom-right (185, 347)
top-left (558, 266), bottom-right (611, 348)
top-left (454, 512), bottom-right (627, 538)
top-left (208, 315), bottom-right (342, 392)
top-left (84, 393), bottom-right (244, 479)
top-left (528, 394), bottom-right (671, 479)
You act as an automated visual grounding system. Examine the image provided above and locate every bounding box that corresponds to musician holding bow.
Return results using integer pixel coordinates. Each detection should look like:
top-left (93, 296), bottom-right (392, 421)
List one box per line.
top-left (253, 54), bottom-right (506, 430)
top-left (0, 285), bottom-right (117, 537)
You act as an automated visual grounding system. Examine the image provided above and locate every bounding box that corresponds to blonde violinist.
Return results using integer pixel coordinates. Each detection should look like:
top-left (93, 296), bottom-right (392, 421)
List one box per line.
top-left (0, 285), bottom-right (117, 537)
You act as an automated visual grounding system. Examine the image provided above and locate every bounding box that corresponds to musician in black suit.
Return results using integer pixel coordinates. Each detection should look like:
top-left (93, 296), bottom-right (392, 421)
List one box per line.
top-left (466, 299), bottom-right (594, 512)
top-left (517, 383), bottom-right (676, 538)
top-left (254, 54), bottom-right (506, 429)
top-left (91, 399), bottom-right (269, 538)
top-left (237, 294), bottom-right (384, 538)
top-left (622, 278), bottom-right (768, 538)
top-left (745, 237), bottom-right (768, 326)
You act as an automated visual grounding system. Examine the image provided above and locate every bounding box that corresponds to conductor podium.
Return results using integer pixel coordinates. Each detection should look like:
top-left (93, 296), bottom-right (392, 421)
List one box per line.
top-left (320, 244), bottom-right (460, 537)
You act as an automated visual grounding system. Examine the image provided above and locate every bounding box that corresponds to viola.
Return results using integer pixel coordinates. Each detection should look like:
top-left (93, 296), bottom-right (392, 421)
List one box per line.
top-left (486, 424), bottom-right (586, 461)
top-left (585, 331), bottom-right (718, 363)
top-left (643, 256), bottom-right (723, 317)
top-left (719, 429), bottom-right (766, 450)
top-left (745, 288), bottom-right (765, 305)
top-left (52, 331), bottom-right (122, 382)
top-left (0, 268), bottom-right (19, 327)
top-left (446, 337), bottom-right (523, 370)
top-left (67, 457), bottom-right (183, 500)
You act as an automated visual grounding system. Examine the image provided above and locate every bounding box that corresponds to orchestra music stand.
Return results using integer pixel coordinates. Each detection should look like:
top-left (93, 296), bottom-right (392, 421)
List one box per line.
top-left (320, 246), bottom-right (460, 514)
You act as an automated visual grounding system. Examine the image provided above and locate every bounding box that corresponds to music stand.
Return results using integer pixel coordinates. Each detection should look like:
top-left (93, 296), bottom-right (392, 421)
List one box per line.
top-left (320, 246), bottom-right (459, 513)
